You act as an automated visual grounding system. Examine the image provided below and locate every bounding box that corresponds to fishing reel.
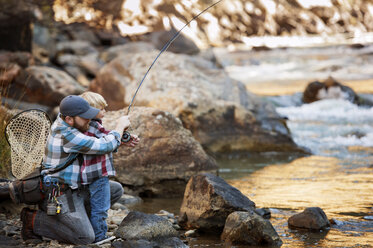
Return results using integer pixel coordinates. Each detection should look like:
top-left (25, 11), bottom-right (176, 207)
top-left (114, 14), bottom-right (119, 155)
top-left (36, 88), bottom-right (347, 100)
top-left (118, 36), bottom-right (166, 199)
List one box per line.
top-left (121, 131), bottom-right (131, 143)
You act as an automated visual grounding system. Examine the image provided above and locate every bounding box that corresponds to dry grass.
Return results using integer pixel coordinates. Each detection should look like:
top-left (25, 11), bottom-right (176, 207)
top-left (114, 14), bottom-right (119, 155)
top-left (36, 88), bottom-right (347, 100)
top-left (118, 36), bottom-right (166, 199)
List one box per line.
top-left (0, 88), bottom-right (12, 178)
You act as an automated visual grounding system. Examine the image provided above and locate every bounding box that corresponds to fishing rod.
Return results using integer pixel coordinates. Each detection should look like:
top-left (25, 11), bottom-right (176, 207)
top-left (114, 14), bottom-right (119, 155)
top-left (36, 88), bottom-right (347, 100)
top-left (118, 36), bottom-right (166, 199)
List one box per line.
top-left (121, 0), bottom-right (223, 143)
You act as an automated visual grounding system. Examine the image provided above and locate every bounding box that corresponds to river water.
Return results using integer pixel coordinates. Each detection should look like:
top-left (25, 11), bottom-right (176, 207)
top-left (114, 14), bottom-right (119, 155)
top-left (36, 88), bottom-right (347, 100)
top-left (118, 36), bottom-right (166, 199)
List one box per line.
top-left (133, 40), bottom-right (373, 247)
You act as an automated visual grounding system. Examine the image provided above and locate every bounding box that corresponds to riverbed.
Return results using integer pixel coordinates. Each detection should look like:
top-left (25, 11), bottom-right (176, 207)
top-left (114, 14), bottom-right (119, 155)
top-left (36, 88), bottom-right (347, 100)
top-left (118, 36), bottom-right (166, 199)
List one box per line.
top-left (132, 40), bottom-right (373, 247)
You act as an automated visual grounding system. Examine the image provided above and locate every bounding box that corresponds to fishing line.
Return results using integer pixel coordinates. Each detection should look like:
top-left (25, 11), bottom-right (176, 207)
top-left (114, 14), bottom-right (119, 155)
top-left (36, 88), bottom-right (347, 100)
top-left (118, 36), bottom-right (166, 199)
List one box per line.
top-left (126, 0), bottom-right (224, 115)
top-left (121, 0), bottom-right (223, 142)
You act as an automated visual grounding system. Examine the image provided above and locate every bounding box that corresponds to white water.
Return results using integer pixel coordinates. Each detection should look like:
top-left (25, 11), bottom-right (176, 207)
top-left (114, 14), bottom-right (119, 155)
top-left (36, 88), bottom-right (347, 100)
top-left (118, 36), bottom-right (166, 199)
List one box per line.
top-left (277, 99), bottom-right (373, 159)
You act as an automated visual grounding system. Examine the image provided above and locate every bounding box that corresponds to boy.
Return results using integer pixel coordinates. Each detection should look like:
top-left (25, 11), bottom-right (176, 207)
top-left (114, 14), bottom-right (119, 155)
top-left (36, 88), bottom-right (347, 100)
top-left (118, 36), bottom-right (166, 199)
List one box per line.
top-left (80, 91), bottom-right (137, 243)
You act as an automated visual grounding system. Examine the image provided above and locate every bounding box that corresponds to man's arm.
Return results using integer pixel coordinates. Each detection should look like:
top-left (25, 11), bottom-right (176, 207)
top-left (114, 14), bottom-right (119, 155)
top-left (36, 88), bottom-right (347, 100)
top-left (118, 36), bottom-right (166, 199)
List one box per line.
top-left (63, 116), bottom-right (131, 155)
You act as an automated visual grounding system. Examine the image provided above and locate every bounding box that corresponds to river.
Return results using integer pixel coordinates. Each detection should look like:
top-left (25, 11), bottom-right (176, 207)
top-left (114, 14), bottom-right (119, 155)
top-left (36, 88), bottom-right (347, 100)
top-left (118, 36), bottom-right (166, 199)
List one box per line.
top-left (132, 38), bottom-right (373, 247)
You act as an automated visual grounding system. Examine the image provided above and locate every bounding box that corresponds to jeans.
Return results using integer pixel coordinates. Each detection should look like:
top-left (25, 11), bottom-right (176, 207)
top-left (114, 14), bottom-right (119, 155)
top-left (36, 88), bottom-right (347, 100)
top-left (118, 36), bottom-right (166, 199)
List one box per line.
top-left (33, 180), bottom-right (123, 245)
top-left (89, 177), bottom-right (110, 242)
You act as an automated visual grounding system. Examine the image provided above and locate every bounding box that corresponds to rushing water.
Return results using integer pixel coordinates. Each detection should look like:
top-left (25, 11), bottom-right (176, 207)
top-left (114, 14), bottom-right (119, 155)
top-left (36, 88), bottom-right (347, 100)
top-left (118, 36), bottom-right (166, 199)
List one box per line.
top-left (132, 43), bottom-right (373, 247)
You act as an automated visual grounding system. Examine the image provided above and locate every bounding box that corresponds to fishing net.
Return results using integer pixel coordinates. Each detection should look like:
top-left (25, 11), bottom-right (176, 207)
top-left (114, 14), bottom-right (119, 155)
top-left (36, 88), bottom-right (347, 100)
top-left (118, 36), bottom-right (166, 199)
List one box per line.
top-left (5, 109), bottom-right (51, 179)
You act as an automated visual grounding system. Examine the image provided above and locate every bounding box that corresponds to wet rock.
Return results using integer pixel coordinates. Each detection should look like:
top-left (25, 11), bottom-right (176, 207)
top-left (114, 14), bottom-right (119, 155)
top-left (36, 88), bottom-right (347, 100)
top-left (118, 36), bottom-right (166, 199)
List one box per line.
top-left (255, 208), bottom-right (271, 219)
top-left (11, 66), bottom-right (85, 107)
top-left (288, 207), bottom-right (330, 230)
top-left (114, 211), bottom-right (178, 240)
top-left (112, 239), bottom-right (154, 248)
top-left (179, 173), bottom-right (255, 233)
top-left (117, 194), bottom-right (142, 206)
top-left (221, 211), bottom-right (282, 247)
top-left (112, 237), bottom-right (188, 248)
top-left (103, 107), bottom-right (218, 196)
top-left (302, 77), bottom-right (359, 104)
top-left (95, 50), bottom-right (303, 153)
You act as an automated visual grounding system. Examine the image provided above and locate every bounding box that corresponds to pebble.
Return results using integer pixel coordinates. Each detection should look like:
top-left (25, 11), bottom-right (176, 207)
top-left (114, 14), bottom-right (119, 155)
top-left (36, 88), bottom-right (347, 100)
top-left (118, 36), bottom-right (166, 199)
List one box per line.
top-left (111, 203), bottom-right (128, 210)
top-left (185, 229), bottom-right (198, 237)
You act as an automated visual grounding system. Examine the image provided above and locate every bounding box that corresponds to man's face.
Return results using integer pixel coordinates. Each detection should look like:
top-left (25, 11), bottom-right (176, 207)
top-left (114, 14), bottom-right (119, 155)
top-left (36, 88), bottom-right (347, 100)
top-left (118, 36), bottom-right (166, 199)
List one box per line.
top-left (72, 116), bottom-right (90, 133)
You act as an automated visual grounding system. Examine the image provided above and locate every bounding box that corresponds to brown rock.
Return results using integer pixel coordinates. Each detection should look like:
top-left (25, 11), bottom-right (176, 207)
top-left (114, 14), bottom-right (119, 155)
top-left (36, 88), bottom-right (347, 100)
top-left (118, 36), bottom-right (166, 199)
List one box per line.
top-left (302, 77), bottom-right (359, 104)
top-left (0, 51), bottom-right (34, 68)
top-left (179, 173), bottom-right (255, 233)
top-left (288, 207), bottom-right (330, 230)
top-left (221, 211), bottom-right (282, 246)
top-left (102, 107), bottom-right (218, 196)
top-left (0, 63), bottom-right (22, 87)
top-left (94, 49), bottom-right (303, 153)
top-left (10, 66), bottom-right (85, 107)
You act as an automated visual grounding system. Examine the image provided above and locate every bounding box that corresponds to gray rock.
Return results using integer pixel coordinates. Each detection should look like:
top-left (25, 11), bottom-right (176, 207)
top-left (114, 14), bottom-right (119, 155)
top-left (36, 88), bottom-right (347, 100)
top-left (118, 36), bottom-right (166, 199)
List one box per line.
top-left (112, 237), bottom-right (188, 248)
top-left (179, 173), bottom-right (255, 233)
top-left (221, 211), bottom-right (282, 246)
top-left (288, 207), bottom-right (330, 230)
top-left (103, 108), bottom-right (218, 196)
top-left (117, 194), bottom-right (142, 206)
top-left (115, 211), bottom-right (178, 240)
top-left (255, 208), bottom-right (271, 219)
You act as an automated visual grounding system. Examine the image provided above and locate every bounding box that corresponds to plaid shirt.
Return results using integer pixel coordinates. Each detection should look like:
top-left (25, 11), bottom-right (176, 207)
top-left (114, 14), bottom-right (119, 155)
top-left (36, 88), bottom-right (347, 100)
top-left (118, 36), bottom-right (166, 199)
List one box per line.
top-left (42, 115), bottom-right (121, 189)
top-left (81, 119), bottom-right (116, 184)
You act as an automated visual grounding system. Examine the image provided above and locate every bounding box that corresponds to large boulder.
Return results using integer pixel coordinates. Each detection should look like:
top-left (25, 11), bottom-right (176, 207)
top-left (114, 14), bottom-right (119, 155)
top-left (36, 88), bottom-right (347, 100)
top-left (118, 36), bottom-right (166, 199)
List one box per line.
top-left (10, 66), bottom-right (85, 107)
top-left (288, 207), bottom-right (330, 230)
top-left (93, 46), bottom-right (303, 153)
top-left (102, 107), bottom-right (218, 196)
top-left (221, 211), bottom-right (282, 246)
top-left (179, 173), bottom-right (256, 233)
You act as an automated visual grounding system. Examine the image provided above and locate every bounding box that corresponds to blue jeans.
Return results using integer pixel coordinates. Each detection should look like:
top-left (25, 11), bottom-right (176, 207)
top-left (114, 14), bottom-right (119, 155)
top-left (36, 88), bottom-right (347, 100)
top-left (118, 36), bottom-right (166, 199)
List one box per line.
top-left (89, 177), bottom-right (110, 242)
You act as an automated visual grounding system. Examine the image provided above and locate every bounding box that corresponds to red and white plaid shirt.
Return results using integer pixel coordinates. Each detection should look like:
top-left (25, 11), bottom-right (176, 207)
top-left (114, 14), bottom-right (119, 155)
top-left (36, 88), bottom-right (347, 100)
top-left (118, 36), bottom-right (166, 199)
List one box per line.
top-left (81, 119), bottom-right (116, 184)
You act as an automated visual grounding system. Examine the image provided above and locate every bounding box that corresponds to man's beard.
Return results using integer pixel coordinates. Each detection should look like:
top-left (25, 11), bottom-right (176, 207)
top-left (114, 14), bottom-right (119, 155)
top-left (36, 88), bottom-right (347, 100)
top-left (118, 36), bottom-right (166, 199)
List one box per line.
top-left (73, 121), bottom-right (89, 133)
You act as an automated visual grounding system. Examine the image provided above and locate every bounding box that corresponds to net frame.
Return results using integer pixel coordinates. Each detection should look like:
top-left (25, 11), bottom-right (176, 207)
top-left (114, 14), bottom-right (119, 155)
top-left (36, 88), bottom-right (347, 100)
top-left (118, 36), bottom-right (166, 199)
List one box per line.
top-left (5, 109), bottom-right (51, 179)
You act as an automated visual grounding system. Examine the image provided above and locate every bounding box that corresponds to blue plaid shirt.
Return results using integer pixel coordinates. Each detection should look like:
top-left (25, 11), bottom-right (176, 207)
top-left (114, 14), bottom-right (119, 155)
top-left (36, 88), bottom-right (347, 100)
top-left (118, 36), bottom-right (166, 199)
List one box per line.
top-left (42, 115), bottom-right (121, 188)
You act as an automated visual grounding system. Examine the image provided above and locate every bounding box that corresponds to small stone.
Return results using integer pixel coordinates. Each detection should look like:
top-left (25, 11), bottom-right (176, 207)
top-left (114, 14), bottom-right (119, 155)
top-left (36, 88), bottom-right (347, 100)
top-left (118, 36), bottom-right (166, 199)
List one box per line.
top-left (111, 203), bottom-right (128, 210)
top-left (110, 216), bottom-right (123, 225)
top-left (185, 229), bottom-right (198, 237)
top-left (107, 224), bottom-right (117, 230)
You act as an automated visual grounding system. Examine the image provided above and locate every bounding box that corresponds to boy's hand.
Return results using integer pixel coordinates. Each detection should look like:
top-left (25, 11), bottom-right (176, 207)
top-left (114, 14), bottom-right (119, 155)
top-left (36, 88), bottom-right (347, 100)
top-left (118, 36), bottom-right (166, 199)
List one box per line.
top-left (121, 134), bottom-right (140, 147)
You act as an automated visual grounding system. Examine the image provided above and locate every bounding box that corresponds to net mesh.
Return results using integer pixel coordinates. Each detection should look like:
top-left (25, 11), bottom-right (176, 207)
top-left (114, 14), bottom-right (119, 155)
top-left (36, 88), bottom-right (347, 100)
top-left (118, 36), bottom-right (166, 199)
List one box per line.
top-left (5, 109), bottom-right (51, 179)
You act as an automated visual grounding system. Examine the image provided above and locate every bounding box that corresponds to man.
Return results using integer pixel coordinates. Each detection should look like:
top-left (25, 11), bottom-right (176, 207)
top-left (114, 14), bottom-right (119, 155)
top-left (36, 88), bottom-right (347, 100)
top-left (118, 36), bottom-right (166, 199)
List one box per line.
top-left (20, 95), bottom-right (139, 244)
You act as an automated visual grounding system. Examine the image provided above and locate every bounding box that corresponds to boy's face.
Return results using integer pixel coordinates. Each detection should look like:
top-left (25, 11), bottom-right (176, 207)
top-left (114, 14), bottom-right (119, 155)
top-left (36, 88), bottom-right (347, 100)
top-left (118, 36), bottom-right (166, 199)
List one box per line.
top-left (96, 108), bottom-right (106, 119)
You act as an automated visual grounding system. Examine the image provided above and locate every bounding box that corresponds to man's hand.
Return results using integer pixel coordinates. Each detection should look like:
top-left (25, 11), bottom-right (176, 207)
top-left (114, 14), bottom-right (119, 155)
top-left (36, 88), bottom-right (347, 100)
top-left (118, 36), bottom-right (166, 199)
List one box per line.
top-left (114, 116), bottom-right (131, 135)
top-left (121, 134), bottom-right (140, 147)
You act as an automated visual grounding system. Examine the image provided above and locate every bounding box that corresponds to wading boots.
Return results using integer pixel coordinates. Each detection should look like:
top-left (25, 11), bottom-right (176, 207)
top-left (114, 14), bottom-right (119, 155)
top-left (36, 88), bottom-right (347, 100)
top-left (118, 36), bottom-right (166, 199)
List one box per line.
top-left (20, 207), bottom-right (41, 240)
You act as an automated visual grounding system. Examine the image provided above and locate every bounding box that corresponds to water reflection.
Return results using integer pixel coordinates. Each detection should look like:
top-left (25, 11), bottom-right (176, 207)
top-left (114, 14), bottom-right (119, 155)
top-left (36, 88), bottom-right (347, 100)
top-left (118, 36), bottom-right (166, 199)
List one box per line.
top-left (228, 155), bottom-right (373, 247)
